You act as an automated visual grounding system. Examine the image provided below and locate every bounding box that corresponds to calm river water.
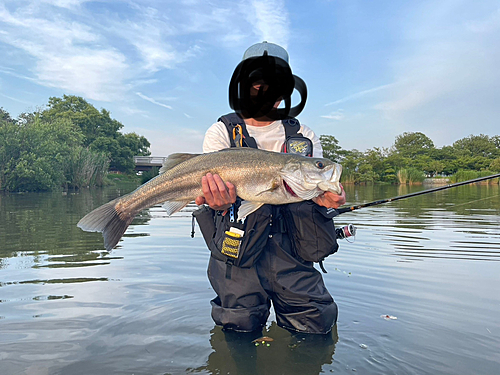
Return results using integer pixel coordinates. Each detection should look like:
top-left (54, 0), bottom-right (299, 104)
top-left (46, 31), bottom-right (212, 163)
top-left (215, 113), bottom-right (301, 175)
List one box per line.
top-left (1, 183), bottom-right (499, 375)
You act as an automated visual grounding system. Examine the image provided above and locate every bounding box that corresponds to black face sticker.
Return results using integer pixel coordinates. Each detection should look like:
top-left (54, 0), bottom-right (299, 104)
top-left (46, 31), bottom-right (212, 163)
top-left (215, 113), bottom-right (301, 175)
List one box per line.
top-left (229, 55), bottom-right (307, 121)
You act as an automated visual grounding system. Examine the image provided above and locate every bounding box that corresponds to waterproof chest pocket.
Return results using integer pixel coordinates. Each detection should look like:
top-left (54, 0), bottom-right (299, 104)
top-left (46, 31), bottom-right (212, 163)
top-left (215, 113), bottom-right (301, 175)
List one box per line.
top-left (283, 201), bottom-right (339, 263)
top-left (210, 204), bottom-right (273, 268)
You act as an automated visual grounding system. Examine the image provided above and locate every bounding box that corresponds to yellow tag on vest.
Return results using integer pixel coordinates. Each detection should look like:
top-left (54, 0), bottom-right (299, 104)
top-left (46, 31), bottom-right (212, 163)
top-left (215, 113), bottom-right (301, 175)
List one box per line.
top-left (221, 228), bottom-right (243, 258)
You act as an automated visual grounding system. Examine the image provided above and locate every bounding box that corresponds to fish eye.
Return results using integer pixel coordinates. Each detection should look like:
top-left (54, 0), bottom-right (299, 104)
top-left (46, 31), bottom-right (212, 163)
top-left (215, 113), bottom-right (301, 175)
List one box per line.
top-left (315, 161), bottom-right (325, 169)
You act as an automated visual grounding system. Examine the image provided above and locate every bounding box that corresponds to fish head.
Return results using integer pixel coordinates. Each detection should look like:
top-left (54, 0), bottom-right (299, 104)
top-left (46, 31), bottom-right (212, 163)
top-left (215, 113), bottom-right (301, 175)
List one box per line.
top-left (281, 156), bottom-right (343, 200)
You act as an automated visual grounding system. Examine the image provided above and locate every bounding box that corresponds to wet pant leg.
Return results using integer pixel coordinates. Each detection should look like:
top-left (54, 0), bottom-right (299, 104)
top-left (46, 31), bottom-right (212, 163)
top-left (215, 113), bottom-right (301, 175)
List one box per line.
top-left (257, 233), bottom-right (338, 334)
top-left (207, 256), bottom-right (271, 332)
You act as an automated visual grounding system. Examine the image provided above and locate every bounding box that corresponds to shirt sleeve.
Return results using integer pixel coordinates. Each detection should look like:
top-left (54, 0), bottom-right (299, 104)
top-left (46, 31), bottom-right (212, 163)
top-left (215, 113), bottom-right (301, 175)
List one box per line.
top-left (202, 122), bottom-right (232, 153)
top-left (300, 124), bottom-right (324, 158)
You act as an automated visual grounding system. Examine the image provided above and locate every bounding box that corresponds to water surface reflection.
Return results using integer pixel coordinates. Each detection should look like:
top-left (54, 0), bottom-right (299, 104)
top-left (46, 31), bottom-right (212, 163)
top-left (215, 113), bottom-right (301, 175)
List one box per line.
top-left (0, 183), bottom-right (499, 374)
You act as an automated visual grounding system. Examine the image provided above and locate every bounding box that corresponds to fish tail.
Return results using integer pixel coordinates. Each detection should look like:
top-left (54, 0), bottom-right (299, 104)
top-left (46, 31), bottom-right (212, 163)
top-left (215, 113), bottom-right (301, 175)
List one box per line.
top-left (77, 198), bottom-right (134, 251)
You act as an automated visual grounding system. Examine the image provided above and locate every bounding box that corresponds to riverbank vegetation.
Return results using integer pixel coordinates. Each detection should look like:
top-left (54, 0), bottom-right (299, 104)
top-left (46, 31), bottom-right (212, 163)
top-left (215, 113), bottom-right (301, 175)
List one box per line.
top-left (320, 132), bottom-right (500, 185)
top-left (2, 95), bottom-right (499, 191)
top-left (0, 96), bottom-right (150, 192)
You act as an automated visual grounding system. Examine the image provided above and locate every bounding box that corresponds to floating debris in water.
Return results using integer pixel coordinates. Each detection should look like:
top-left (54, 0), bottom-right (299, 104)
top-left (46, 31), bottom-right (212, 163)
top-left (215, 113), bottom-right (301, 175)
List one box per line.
top-left (381, 314), bottom-right (397, 320)
top-left (253, 336), bottom-right (274, 346)
top-left (334, 267), bottom-right (352, 276)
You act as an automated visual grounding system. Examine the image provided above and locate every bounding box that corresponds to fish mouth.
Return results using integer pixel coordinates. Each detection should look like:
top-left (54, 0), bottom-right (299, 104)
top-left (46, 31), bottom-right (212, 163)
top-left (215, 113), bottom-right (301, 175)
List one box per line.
top-left (283, 181), bottom-right (298, 197)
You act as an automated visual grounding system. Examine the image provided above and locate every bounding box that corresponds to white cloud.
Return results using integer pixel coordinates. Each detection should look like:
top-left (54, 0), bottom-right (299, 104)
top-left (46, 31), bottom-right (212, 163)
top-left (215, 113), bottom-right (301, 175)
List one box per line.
top-left (40, 0), bottom-right (86, 9)
top-left (34, 50), bottom-right (128, 101)
top-left (104, 5), bottom-right (180, 73)
top-left (374, 38), bottom-right (499, 118)
top-left (0, 66), bottom-right (37, 82)
top-left (0, 2), bottom-right (129, 101)
top-left (321, 109), bottom-right (345, 121)
top-left (136, 92), bottom-right (173, 110)
top-left (246, 0), bottom-right (289, 48)
top-left (466, 8), bottom-right (500, 33)
top-left (365, 2), bottom-right (500, 147)
top-left (0, 92), bottom-right (32, 104)
top-left (0, 0), bottom-right (292, 104)
top-left (325, 83), bottom-right (397, 107)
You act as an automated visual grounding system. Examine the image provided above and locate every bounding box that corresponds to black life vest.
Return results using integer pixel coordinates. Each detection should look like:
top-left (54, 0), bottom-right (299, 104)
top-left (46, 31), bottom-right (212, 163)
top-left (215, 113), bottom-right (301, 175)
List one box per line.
top-left (218, 112), bottom-right (313, 157)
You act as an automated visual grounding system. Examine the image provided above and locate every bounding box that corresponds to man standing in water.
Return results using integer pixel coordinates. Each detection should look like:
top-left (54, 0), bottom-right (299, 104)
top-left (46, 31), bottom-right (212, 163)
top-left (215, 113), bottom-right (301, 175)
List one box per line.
top-left (195, 42), bottom-right (346, 334)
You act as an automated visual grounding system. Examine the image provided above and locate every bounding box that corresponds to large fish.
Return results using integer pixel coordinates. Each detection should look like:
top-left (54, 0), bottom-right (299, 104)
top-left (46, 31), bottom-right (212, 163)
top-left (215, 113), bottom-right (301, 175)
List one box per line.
top-left (77, 148), bottom-right (342, 250)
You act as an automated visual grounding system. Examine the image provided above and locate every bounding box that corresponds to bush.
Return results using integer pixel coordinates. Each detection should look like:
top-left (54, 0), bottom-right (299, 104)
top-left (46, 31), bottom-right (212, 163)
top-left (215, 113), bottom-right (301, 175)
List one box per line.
top-left (397, 168), bottom-right (425, 185)
top-left (63, 147), bottom-right (109, 189)
top-left (451, 169), bottom-right (499, 184)
top-left (0, 117), bottom-right (108, 191)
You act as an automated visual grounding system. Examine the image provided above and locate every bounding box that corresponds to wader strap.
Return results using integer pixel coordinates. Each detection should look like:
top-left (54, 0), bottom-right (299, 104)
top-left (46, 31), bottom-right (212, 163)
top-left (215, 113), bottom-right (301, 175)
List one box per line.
top-left (225, 260), bottom-right (233, 279)
top-left (219, 113), bottom-right (303, 151)
top-left (191, 215), bottom-right (195, 238)
top-left (319, 261), bottom-right (328, 273)
top-left (282, 117), bottom-right (301, 138)
top-left (218, 113), bottom-right (258, 149)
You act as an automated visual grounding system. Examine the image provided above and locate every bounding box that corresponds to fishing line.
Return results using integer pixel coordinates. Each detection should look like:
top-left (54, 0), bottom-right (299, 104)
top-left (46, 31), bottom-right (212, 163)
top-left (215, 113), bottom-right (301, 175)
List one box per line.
top-left (446, 194), bottom-right (500, 209)
top-left (336, 173), bottom-right (500, 215)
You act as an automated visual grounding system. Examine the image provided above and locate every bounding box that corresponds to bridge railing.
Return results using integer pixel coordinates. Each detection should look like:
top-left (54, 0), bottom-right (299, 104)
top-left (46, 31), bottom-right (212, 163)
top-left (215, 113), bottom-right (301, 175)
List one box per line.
top-left (133, 156), bottom-right (169, 166)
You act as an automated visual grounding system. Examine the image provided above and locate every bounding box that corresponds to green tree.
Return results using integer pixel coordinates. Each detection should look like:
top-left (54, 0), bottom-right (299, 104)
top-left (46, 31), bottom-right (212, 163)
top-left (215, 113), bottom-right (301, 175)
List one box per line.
top-left (393, 132), bottom-right (434, 158)
top-left (41, 96), bottom-right (122, 145)
top-left (0, 117), bottom-right (84, 191)
top-left (427, 160), bottom-right (445, 177)
top-left (320, 135), bottom-right (344, 162)
top-left (40, 95), bottom-right (150, 172)
top-left (357, 163), bottom-right (378, 184)
top-left (0, 107), bottom-right (15, 124)
top-left (452, 134), bottom-right (499, 158)
top-left (490, 158), bottom-right (500, 172)
top-left (491, 136), bottom-right (500, 149)
top-left (0, 120), bottom-right (20, 190)
top-left (122, 132), bottom-right (151, 157)
top-left (363, 147), bottom-right (396, 182)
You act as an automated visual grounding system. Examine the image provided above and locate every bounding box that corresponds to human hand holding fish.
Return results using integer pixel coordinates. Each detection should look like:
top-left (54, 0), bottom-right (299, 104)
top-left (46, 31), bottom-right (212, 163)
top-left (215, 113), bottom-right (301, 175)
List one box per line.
top-left (77, 148), bottom-right (342, 251)
top-left (312, 184), bottom-right (346, 209)
top-left (194, 173), bottom-right (236, 211)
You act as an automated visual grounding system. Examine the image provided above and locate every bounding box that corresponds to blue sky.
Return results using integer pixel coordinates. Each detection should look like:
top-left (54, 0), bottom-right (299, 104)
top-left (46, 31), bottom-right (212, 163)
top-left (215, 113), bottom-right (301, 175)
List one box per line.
top-left (0, 0), bottom-right (499, 156)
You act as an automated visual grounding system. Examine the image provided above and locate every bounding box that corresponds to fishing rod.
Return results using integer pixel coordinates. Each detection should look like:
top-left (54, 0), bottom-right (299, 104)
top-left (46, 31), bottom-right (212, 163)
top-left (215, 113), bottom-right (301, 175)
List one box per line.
top-left (336, 172), bottom-right (500, 215)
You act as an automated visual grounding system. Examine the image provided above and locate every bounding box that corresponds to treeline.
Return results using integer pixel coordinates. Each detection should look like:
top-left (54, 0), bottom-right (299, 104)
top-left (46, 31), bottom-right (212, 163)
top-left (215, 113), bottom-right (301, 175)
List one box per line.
top-left (2, 94), bottom-right (498, 192)
top-left (320, 132), bottom-right (500, 184)
top-left (0, 95), bottom-right (150, 192)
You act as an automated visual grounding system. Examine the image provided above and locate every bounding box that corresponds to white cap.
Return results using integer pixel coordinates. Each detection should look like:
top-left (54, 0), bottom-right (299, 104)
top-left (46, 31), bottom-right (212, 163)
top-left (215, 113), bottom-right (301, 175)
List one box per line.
top-left (242, 41), bottom-right (289, 63)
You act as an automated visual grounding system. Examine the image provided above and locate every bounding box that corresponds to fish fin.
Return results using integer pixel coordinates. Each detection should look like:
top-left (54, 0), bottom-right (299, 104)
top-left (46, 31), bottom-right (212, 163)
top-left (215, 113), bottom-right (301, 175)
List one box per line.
top-left (237, 201), bottom-right (264, 220)
top-left (77, 199), bottom-right (134, 251)
top-left (162, 200), bottom-right (190, 216)
top-left (255, 178), bottom-right (281, 196)
top-left (159, 153), bottom-right (200, 174)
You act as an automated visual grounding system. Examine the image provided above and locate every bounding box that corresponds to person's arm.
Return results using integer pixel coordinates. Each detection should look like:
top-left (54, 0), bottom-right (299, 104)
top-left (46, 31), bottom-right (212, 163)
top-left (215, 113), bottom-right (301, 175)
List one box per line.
top-left (196, 122), bottom-right (237, 210)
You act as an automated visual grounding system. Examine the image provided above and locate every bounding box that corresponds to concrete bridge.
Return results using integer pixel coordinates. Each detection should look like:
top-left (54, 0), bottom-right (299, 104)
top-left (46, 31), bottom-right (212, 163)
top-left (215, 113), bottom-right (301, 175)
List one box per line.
top-left (133, 156), bottom-right (168, 172)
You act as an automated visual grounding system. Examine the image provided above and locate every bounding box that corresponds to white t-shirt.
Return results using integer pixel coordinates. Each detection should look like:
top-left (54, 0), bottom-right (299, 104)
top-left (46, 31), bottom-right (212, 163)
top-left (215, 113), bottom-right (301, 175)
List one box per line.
top-left (202, 120), bottom-right (324, 157)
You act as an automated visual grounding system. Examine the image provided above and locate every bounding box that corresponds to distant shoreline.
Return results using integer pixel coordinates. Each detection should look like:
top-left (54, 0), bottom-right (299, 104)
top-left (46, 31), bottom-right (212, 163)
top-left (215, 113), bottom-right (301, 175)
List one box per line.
top-left (423, 178), bottom-right (450, 185)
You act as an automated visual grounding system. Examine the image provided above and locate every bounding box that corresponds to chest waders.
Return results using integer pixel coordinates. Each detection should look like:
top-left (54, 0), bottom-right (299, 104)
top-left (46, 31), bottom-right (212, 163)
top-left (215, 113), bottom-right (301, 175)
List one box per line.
top-left (194, 113), bottom-right (339, 333)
